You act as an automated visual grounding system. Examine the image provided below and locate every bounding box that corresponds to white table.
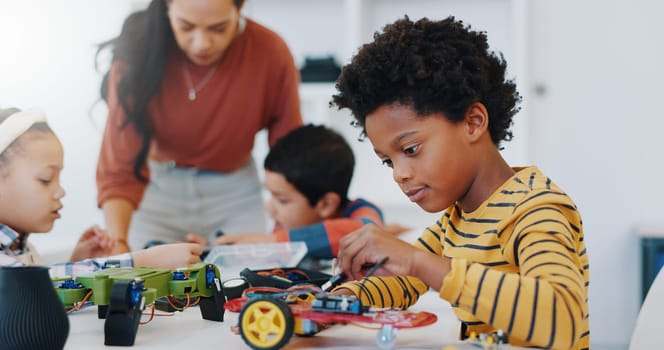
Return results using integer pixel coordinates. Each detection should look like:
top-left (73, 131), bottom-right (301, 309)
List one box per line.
top-left (65, 229), bottom-right (525, 349)
top-left (64, 290), bottom-right (521, 349)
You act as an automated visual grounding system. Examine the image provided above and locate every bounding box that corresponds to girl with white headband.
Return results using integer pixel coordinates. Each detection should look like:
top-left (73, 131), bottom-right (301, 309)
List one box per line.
top-left (0, 108), bottom-right (202, 277)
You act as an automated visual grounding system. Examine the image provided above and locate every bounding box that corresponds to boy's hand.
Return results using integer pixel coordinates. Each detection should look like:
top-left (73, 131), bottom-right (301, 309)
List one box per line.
top-left (185, 233), bottom-right (209, 247)
top-left (384, 223), bottom-right (411, 236)
top-left (132, 243), bottom-right (202, 269)
top-left (70, 225), bottom-right (115, 261)
top-left (215, 233), bottom-right (276, 245)
top-left (337, 223), bottom-right (418, 281)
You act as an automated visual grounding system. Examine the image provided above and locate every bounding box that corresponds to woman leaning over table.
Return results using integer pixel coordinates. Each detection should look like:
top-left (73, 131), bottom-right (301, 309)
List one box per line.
top-left (97, 0), bottom-right (302, 254)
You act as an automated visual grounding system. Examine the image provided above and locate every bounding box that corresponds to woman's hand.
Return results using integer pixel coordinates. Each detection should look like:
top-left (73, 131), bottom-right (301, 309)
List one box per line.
top-left (70, 225), bottom-right (115, 261)
top-left (101, 198), bottom-right (134, 254)
top-left (110, 239), bottom-right (131, 255)
top-left (133, 243), bottom-right (202, 269)
top-left (337, 223), bottom-right (419, 281)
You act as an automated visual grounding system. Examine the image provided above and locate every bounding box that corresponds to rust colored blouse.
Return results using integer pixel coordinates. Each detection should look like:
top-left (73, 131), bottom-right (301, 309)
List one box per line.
top-left (97, 19), bottom-right (303, 208)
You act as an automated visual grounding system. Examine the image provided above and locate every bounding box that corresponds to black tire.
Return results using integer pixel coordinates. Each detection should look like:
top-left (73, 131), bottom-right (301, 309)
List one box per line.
top-left (108, 281), bottom-right (132, 313)
top-left (239, 296), bottom-right (294, 350)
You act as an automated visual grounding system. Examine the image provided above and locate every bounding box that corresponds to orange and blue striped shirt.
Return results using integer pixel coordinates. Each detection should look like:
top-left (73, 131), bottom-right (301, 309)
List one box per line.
top-left (274, 198), bottom-right (383, 259)
top-left (336, 167), bottom-right (590, 349)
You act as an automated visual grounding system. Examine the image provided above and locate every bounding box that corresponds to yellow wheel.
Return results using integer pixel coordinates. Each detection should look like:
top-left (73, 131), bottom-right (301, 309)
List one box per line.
top-left (239, 296), bottom-right (294, 350)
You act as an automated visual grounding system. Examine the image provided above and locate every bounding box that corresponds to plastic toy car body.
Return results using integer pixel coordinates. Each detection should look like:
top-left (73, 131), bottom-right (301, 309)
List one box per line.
top-left (227, 287), bottom-right (437, 350)
top-left (53, 262), bottom-right (226, 346)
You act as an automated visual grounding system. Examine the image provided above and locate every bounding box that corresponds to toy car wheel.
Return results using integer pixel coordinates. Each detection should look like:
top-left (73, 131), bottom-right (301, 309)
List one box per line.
top-left (108, 281), bottom-right (132, 313)
top-left (109, 279), bottom-right (144, 314)
top-left (239, 296), bottom-right (294, 350)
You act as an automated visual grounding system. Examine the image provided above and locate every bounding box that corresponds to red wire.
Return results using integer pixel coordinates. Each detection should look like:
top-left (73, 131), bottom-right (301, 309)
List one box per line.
top-left (167, 293), bottom-right (192, 311)
top-left (139, 303), bottom-right (156, 324)
top-left (66, 289), bottom-right (94, 314)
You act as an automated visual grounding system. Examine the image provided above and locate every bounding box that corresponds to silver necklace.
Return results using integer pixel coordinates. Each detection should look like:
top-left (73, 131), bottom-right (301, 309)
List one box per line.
top-left (182, 61), bottom-right (219, 101)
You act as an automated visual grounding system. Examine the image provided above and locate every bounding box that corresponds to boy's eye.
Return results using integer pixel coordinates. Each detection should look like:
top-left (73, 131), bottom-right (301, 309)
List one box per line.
top-left (381, 158), bottom-right (393, 168)
top-left (403, 144), bottom-right (420, 155)
top-left (39, 179), bottom-right (52, 185)
top-left (179, 24), bottom-right (195, 32)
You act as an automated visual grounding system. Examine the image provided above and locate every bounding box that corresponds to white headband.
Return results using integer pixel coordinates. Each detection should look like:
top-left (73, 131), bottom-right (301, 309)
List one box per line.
top-left (0, 108), bottom-right (48, 155)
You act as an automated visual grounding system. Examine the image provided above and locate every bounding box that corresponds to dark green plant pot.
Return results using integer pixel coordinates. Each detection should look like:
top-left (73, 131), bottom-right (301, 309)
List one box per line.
top-left (0, 265), bottom-right (69, 349)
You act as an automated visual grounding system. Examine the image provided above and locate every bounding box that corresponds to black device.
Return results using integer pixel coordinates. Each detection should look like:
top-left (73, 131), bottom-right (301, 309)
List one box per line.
top-left (299, 56), bottom-right (341, 82)
top-left (240, 267), bottom-right (331, 289)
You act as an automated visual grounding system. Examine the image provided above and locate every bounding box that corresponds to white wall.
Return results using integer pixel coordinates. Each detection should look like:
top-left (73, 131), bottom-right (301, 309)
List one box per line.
top-left (0, 0), bottom-right (136, 253)
top-left (527, 1), bottom-right (664, 347)
top-left (1, 0), bottom-right (655, 348)
top-left (244, 0), bottom-right (527, 218)
top-left (0, 0), bottom-right (521, 242)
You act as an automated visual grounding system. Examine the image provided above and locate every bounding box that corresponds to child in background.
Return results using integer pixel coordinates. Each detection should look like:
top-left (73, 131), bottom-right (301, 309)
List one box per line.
top-left (0, 108), bottom-right (201, 277)
top-left (189, 124), bottom-right (385, 260)
top-left (331, 17), bottom-right (590, 349)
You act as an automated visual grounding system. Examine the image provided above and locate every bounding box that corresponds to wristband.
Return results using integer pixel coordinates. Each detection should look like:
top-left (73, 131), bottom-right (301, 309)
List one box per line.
top-left (103, 259), bottom-right (122, 269)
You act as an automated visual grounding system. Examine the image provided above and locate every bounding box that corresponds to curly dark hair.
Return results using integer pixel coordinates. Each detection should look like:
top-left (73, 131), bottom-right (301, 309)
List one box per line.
top-left (332, 16), bottom-right (521, 147)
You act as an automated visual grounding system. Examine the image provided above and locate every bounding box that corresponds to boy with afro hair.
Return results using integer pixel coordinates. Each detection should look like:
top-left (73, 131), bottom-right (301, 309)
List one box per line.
top-left (331, 16), bottom-right (590, 349)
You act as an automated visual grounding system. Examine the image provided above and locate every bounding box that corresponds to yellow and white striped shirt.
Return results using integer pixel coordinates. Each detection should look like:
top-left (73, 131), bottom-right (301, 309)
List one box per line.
top-left (337, 167), bottom-right (590, 349)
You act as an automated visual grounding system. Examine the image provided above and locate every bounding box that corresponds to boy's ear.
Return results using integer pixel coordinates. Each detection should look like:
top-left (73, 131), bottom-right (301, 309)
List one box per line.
top-left (464, 102), bottom-right (489, 143)
top-left (315, 192), bottom-right (341, 219)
